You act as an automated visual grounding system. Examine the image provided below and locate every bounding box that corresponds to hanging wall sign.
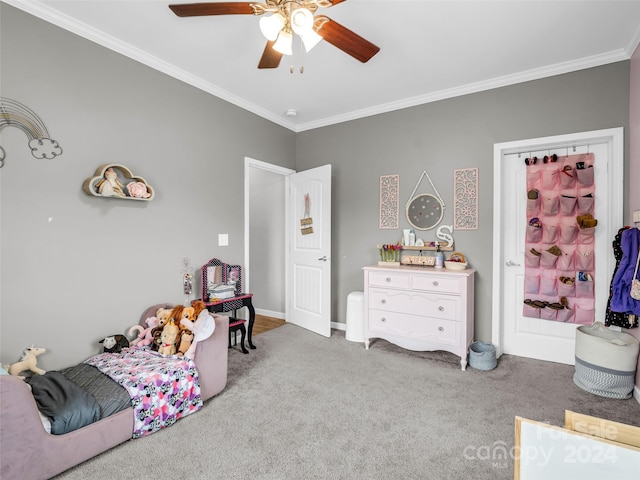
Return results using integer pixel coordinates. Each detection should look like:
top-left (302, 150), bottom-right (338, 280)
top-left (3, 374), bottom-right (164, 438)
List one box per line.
top-left (405, 170), bottom-right (446, 231)
top-left (453, 167), bottom-right (478, 230)
top-left (379, 174), bottom-right (399, 229)
top-left (300, 192), bottom-right (314, 235)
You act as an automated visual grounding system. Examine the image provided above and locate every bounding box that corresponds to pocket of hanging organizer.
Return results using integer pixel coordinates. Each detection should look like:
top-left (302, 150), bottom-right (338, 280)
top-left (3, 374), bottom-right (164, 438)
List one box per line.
top-left (541, 170), bottom-right (558, 189)
top-left (576, 196), bottom-right (594, 215)
top-left (524, 275), bottom-right (540, 294)
top-left (525, 249), bottom-right (541, 268)
top-left (539, 306), bottom-right (557, 321)
top-left (575, 247), bottom-right (594, 271)
top-left (558, 167), bottom-right (575, 188)
top-left (557, 279), bottom-right (575, 297)
top-left (542, 224), bottom-right (558, 244)
top-left (539, 275), bottom-right (557, 296)
top-left (574, 304), bottom-right (594, 325)
top-left (526, 170), bottom-right (541, 189)
top-left (540, 250), bottom-right (559, 268)
top-left (559, 196), bottom-right (577, 216)
top-left (575, 167), bottom-right (594, 187)
top-left (556, 307), bottom-right (574, 323)
top-left (577, 226), bottom-right (596, 244)
top-left (575, 280), bottom-right (594, 298)
top-left (559, 223), bottom-right (578, 244)
top-left (541, 195), bottom-right (559, 216)
top-left (523, 304), bottom-right (540, 319)
top-left (556, 249), bottom-right (575, 270)
top-left (526, 225), bottom-right (543, 243)
top-left (527, 198), bottom-right (540, 215)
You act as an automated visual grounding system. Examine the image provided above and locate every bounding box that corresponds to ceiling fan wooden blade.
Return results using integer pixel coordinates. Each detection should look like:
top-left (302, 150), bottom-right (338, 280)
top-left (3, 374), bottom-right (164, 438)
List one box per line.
top-left (258, 41), bottom-right (283, 69)
top-left (169, 2), bottom-right (255, 17)
top-left (326, 0), bottom-right (347, 5)
top-left (315, 16), bottom-right (379, 63)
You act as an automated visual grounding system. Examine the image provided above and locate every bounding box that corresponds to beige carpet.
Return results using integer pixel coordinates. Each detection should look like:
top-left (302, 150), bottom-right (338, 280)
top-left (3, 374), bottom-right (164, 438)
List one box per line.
top-left (55, 324), bottom-right (640, 479)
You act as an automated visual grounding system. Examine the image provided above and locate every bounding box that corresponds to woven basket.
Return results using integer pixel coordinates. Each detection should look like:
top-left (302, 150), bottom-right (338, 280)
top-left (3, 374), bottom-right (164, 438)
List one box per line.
top-left (468, 342), bottom-right (497, 371)
top-left (573, 322), bottom-right (639, 399)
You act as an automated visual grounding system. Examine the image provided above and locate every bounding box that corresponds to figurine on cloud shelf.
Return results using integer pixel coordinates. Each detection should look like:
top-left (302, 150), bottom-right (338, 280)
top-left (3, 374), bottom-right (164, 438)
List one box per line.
top-left (95, 167), bottom-right (126, 198)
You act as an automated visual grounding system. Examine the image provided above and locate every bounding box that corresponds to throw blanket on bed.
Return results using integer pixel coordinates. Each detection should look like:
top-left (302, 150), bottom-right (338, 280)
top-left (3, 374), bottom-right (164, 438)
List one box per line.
top-left (85, 348), bottom-right (202, 438)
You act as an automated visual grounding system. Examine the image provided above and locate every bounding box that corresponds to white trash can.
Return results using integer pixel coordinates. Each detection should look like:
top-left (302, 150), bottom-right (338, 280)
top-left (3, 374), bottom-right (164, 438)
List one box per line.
top-left (345, 291), bottom-right (364, 342)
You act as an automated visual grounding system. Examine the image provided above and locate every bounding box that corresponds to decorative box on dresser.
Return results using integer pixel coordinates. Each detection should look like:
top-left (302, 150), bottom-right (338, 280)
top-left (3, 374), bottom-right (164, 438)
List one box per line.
top-left (363, 264), bottom-right (476, 370)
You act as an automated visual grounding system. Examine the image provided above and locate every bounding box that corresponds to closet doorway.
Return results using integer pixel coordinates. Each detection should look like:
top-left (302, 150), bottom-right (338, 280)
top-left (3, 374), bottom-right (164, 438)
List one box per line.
top-left (245, 157), bottom-right (294, 320)
top-left (492, 128), bottom-right (624, 364)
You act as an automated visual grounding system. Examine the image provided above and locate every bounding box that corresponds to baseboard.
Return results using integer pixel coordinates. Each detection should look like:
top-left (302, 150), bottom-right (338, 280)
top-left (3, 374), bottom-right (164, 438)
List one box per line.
top-left (332, 321), bottom-right (346, 331)
top-left (634, 385), bottom-right (640, 405)
top-left (255, 308), bottom-right (285, 319)
top-left (254, 310), bottom-right (347, 332)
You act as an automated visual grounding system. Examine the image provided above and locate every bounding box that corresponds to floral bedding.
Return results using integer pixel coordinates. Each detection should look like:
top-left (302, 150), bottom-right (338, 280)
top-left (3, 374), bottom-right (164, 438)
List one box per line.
top-left (85, 347), bottom-right (202, 438)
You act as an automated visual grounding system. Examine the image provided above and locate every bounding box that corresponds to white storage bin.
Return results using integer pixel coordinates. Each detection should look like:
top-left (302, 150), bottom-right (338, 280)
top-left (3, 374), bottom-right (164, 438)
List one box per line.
top-left (573, 322), bottom-right (639, 399)
top-left (345, 291), bottom-right (364, 342)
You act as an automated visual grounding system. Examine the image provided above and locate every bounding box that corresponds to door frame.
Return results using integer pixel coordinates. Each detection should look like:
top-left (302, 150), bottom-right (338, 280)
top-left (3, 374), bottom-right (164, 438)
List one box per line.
top-left (244, 157), bottom-right (295, 317)
top-left (491, 127), bottom-right (624, 358)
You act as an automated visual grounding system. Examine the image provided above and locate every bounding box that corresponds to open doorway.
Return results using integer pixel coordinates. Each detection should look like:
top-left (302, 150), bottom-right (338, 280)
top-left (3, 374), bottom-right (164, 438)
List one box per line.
top-left (244, 157), bottom-right (294, 320)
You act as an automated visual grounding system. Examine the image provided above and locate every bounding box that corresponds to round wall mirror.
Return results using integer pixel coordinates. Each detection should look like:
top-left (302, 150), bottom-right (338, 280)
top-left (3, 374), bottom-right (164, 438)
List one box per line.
top-left (406, 193), bottom-right (444, 230)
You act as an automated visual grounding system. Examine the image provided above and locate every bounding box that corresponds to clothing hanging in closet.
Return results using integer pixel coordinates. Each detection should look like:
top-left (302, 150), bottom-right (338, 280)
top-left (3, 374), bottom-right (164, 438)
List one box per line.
top-left (605, 227), bottom-right (638, 328)
top-left (610, 227), bottom-right (640, 319)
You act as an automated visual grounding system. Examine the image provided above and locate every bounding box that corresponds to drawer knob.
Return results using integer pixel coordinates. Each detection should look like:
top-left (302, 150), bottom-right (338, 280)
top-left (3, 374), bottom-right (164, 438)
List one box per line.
top-left (438, 306), bottom-right (444, 311)
top-left (433, 281), bottom-right (439, 286)
top-left (438, 326), bottom-right (444, 332)
top-left (386, 277), bottom-right (392, 282)
top-left (381, 299), bottom-right (387, 304)
top-left (381, 317), bottom-right (387, 322)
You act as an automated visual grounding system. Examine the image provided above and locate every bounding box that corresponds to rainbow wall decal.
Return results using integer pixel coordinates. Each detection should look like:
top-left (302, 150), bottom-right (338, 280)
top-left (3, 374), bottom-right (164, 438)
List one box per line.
top-left (0, 97), bottom-right (63, 167)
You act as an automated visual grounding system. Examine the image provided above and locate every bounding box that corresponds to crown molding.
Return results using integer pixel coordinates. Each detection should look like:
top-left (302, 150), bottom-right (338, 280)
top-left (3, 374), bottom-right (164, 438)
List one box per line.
top-left (2, 0), bottom-right (297, 131)
top-left (294, 49), bottom-right (631, 132)
top-left (4, 0), bottom-right (634, 134)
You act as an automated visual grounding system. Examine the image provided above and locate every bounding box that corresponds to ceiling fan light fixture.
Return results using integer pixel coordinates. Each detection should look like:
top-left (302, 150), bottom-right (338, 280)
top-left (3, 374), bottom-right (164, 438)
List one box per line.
top-left (273, 29), bottom-right (293, 55)
top-left (301, 29), bottom-right (322, 52)
top-left (259, 13), bottom-right (285, 41)
top-left (290, 8), bottom-right (314, 35)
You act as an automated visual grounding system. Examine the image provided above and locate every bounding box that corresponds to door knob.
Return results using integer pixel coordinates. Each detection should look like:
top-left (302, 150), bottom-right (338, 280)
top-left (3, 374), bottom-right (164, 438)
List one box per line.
top-left (317, 256), bottom-right (327, 261)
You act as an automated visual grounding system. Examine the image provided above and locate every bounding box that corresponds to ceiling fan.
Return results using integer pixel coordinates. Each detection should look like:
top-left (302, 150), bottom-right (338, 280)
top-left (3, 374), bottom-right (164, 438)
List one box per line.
top-left (168, 1), bottom-right (380, 69)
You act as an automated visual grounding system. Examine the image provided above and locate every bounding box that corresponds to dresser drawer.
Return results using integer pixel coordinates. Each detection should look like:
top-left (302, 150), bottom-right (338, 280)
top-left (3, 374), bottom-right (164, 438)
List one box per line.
top-left (368, 288), bottom-right (457, 320)
top-left (368, 310), bottom-right (459, 346)
top-left (412, 273), bottom-right (462, 294)
top-left (368, 271), bottom-right (411, 289)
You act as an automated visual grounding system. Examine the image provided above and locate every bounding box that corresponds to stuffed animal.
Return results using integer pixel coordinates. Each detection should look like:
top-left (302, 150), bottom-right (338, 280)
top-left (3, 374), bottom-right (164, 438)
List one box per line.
top-left (180, 310), bottom-right (215, 360)
top-left (156, 307), bottom-right (173, 328)
top-left (128, 315), bottom-right (160, 347)
top-left (157, 319), bottom-right (180, 355)
top-left (9, 345), bottom-right (47, 377)
top-left (168, 305), bottom-right (196, 329)
top-left (149, 307), bottom-right (174, 351)
top-left (176, 331), bottom-right (194, 357)
top-left (99, 334), bottom-right (130, 353)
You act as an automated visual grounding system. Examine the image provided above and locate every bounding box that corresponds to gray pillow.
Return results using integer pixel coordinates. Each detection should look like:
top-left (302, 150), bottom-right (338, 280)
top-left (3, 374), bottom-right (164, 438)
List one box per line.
top-left (27, 371), bottom-right (101, 434)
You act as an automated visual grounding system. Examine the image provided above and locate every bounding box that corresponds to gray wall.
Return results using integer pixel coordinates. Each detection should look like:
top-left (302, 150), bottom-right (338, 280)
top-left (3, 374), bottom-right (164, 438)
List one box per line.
top-left (296, 63), bottom-right (630, 342)
top-left (249, 166), bottom-right (286, 315)
top-left (0, 5), bottom-right (295, 370)
top-left (0, 5), bottom-right (632, 370)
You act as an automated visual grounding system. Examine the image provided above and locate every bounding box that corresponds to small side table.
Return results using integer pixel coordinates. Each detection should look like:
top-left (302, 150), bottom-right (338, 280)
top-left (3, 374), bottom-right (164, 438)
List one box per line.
top-left (199, 294), bottom-right (256, 352)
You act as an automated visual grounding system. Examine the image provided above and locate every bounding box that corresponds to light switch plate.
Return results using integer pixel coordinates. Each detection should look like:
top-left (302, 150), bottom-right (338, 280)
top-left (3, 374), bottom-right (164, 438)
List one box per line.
top-left (218, 233), bottom-right (229, 246)
top-left (633, 210), bottom-right (640, 224)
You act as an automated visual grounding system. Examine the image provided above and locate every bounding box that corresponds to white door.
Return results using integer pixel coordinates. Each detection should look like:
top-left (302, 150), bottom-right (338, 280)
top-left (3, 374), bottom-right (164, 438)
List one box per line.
top-left (493, 129), bottom-right (623, 364)
top-left (286, 164), bottom-right (332, 337)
